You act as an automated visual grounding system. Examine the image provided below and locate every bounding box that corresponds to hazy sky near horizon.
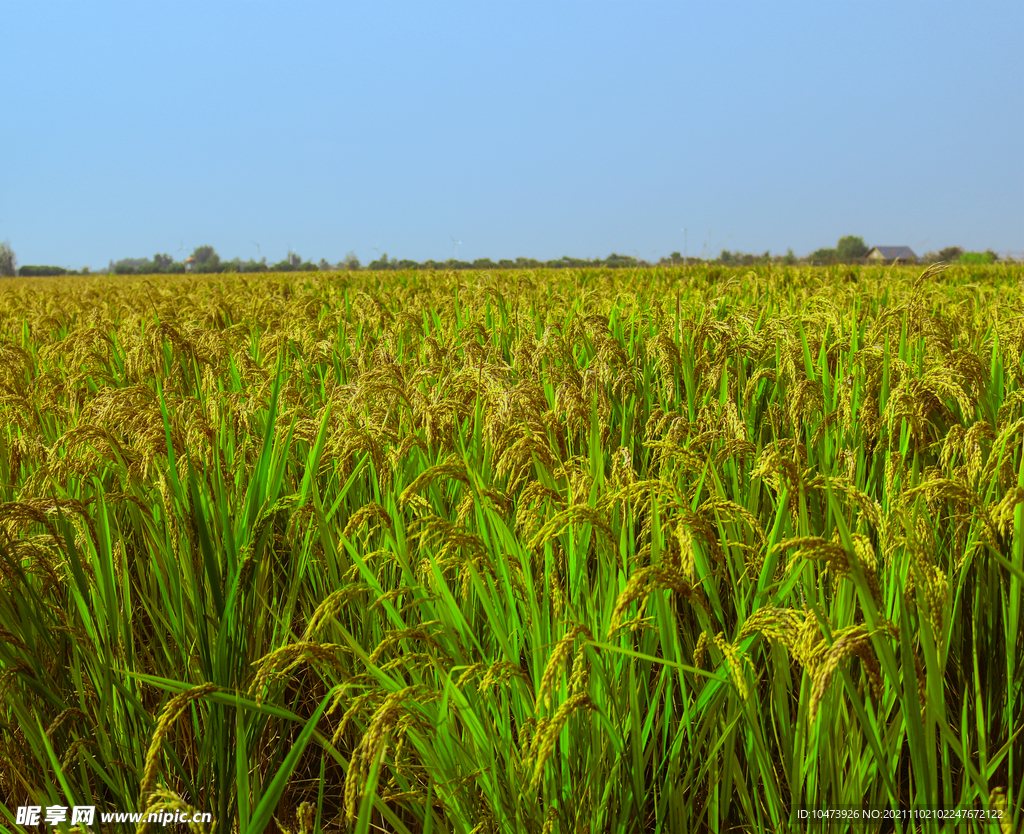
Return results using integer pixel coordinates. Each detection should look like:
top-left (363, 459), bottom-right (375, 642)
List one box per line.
top-left (3, 0), bottom-right (1022, 270)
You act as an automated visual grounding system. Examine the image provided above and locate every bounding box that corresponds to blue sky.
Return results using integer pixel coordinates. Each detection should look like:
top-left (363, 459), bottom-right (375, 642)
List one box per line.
top-left (3, 0), bottom-right (1022, 269)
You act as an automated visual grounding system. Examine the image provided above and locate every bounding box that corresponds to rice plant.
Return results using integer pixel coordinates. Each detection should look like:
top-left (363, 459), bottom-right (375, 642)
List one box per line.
top-left (0, 262), bottom-right (1021, 833)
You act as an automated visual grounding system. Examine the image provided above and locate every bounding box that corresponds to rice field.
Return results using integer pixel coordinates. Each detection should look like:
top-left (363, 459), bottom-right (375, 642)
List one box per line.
top-left (0, 262), bottom-right (1021, 833)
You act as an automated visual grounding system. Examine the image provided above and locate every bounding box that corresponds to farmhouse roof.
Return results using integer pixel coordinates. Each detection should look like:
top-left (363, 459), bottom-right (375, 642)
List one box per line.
top-left (867, 246), bottom-right (917, 260)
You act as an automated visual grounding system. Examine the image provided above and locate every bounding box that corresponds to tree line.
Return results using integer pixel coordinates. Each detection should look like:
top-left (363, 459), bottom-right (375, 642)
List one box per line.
top-left (105, 247), bottom-right (706, 274)
top-left (0, 237), bottom-right (1008, 278)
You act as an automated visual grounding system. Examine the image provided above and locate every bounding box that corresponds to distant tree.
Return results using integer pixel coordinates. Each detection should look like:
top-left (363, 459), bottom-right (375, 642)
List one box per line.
top-left (368, 253), bottom-right (392, 271)
top-left (782, 248), bottom-right (797, 265)
top-left (318, 259), bottom-right (332, 271)
top-left (165, 261), bottom-right (186, 274)
top-left (603, 253), bottom-right (639, 268)
top-left (109, 257), bottom-right (153, 274)
top-left (191, 245), bottom-right (216, 265)
top-left (19, 265), bottom-right (68, 277)
top-left (938, 246), bottom-right (964, 262)
top-left (287, 251), bottom-right (302, 268)
top-left (718, 251), bottom-right (766, 266)
top-left (810, 247), bottom-right (838, 264)
top-left (0, 240), bottom-right (17, 277)
top-left (191, 245), bottom-right (221, 273)
top-left (124, 254), bottom-right (168, 273)
top-left (836, 235), bottom-right (868, 261)
top-left (238, 258), bottom-right (266, 273)
top-left (341, 251), bottom-right (361, 270)
top-left (515, 257), bottom-right (543, 269)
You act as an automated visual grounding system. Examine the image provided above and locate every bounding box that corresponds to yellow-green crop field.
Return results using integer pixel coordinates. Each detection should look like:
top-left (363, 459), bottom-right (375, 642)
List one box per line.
top-left (1, 263), bottom-right (1022, 833)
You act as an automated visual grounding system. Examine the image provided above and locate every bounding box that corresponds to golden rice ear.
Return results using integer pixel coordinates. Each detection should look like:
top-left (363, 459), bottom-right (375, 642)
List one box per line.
top-left (707, 632), bottom-right (750, 703)
top-left (302, 585), bottom-right (372, 641)
top-left (342, 685), bottom-right (438, 822)
top-left (692, 630), bottom-right (710, 669)
top-left (528, 691), bottom-right (594, 791)
top-left (911, 261), bottom-right (949, 292)
top-left (249, 642), bottom-right (349, 706)
top-left (607, 565), bottom-right (706, 641)
top-left (738, 606), bottom-right (804, 655)
top-left (988, 787), bottom-right (1013, 834)
top-left (294, 800), bottom-right (316, 834)
top-left (135, 787), bottom-right (213, 834)
top-left (535, 624), bottom-right (592, 713)
top-left (139, 683), bottom-right (218, 804)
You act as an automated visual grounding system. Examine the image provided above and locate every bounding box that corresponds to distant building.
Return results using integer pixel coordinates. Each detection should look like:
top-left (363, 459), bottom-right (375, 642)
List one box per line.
top-left (185, 256), bottom-right (196, 272)
top-left (866, 246), bottom-right (917, 263)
